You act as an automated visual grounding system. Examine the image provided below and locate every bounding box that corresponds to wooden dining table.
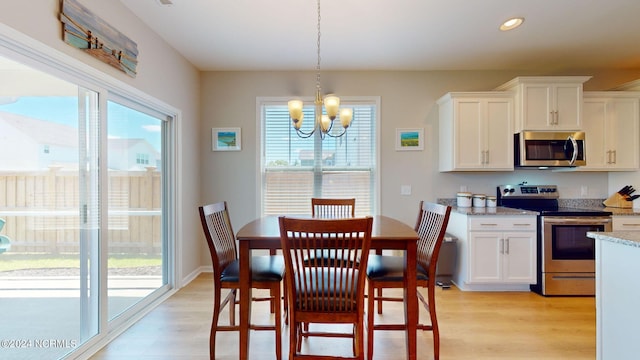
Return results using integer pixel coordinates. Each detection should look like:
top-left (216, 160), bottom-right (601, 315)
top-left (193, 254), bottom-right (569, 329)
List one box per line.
top-left (235, 214), bottom-right (420, 360)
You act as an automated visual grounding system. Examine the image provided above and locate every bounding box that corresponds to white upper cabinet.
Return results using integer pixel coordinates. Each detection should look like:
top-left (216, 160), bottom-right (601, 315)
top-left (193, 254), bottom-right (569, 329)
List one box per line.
top-left (495, 76), bottom-right (591, 132)
top-left (582, 92), bottom-right (640, 171)
top-left (438, 92), bottom-right (513, 172)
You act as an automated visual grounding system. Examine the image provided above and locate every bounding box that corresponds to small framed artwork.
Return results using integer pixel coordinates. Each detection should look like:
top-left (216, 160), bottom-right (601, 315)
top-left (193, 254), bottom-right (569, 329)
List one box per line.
top-left (395, 128), bottom-right (424, 151)
top-left (212, 127), bottom-right (241, 151)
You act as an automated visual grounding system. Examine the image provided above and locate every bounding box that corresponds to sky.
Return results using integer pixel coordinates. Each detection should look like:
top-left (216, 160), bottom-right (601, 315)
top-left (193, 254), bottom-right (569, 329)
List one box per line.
top-left (0, 96), bottom-right (162, 151)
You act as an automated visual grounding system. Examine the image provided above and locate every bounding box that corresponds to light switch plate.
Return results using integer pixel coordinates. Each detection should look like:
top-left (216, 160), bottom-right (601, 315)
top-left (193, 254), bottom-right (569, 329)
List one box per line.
top-left (401, 185), bottom-right (412, 195)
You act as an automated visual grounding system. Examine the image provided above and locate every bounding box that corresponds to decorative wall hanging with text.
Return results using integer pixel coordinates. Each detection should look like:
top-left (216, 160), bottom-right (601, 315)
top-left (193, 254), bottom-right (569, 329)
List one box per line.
top-left (60, 0), bottom-right (138, 77)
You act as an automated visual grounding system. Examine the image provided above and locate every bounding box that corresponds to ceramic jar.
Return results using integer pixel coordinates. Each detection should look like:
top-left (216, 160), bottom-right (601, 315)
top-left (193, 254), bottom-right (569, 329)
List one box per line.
top-left (486, 196), bottom-right (497, 208)
top-left (456, 192), bottom-right (472, 207)
top-left (472, 194), bottom-right (486, 207)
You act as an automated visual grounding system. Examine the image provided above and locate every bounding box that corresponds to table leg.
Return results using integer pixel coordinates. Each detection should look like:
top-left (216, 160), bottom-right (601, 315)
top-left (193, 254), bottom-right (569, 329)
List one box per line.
top-left (404, 242), bottom-right (418, 360)
top-left (239, 241), bottom-right (252, 360)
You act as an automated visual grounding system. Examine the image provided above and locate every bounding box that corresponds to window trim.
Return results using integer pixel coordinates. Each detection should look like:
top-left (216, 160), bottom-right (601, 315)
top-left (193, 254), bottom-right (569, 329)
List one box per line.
top-left (256, 96), bottom-right (381, 217)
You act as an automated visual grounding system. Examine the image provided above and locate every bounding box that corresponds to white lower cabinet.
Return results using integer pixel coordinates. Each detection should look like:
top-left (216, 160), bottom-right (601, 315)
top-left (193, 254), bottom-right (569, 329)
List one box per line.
top-left (469, 231), bottom-right (536, 283)
top-left (447, 212), bottom-right (537, 291)
top-left (612, 215), bottom-right (640, 231)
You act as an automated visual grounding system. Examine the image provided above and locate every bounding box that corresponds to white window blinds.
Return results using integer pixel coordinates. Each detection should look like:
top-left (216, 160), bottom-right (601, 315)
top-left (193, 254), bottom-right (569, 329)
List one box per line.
top-left (260, 98), bottom-right (377, 216)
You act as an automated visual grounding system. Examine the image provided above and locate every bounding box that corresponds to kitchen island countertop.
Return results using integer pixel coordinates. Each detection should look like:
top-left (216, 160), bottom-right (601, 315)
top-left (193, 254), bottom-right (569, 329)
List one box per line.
top-left (587, 231), bottom-right (640, 248)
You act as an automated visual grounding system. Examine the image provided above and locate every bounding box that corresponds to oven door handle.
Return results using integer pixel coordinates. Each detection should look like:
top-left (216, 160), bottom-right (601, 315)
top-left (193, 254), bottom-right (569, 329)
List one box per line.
top-left (543, 217), bottom-right (611, 225)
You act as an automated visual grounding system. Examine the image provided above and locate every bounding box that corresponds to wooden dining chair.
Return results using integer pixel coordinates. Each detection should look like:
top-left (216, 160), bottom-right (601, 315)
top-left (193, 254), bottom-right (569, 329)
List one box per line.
top-left (199, 201), bottom-right (285, 360)
top-left (311, 197), bottom-right (356, 218)
top-left (279, 216), bottom-right (374, 360)
top-left (365, 201), bottom-right (451, 360)
top-left (305, 198), bottom-right (358, 267)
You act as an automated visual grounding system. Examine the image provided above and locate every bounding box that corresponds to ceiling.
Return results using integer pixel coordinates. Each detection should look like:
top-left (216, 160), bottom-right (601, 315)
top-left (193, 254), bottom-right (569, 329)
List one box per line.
top-left (121, 0), bottom-right (640, 72)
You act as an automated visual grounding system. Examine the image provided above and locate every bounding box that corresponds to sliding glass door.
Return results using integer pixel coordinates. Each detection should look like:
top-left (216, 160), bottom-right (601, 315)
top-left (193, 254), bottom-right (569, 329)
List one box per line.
top-left (106, 99), bottom-right (167, 321)
top-left (0, 51), bottom-right (173, 359)
top-left (0, 59), bottom-right (100, 359)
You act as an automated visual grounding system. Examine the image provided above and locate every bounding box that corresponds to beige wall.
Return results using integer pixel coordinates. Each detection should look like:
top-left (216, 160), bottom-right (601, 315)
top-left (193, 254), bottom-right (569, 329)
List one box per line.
top-left (0, 1), bottom-right (202, 282)
top-left (201, 68), bottom-right (640, 237)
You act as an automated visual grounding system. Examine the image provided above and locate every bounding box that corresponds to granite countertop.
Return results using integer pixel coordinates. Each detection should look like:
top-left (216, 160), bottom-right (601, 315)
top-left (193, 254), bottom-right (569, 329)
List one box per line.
top-left (439, 198), bottom-right (640, 216)
top-left (451, 206), bottom-right (538, 216)
top-left (587, 231), bottom-right (640, 248)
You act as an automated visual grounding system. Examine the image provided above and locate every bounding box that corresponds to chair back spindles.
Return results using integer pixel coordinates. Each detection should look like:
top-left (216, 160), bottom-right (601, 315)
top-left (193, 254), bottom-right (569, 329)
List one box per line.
top-left (415, 202), bottom-right (451, 279)
top-left (311, 198), bottom-right (356, 218)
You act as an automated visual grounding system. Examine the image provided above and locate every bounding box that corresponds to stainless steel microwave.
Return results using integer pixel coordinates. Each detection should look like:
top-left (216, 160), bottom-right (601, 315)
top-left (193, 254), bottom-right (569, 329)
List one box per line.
top-left (514, 131), bottom-right (586, 168)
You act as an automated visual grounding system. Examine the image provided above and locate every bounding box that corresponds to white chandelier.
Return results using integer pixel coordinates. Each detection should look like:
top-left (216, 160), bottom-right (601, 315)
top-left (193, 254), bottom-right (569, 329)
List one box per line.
top-left (288, 0), bottom-right (353, 139)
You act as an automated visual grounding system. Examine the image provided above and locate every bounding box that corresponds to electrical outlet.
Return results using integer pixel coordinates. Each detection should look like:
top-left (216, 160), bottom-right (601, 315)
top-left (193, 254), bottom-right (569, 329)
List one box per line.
top-left (581, 186), bottom-right (588, 197)
top-left (459, 185), bottom-right (468, 192)
top-left (401, 185), bottom-right (412, 195)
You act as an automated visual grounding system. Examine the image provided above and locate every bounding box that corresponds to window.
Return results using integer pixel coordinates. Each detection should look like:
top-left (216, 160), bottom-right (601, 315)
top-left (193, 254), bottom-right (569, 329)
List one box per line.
top-left (136, 152), bottom-right (149, 165)
top-left (260, 97), bottom-right (379, 216)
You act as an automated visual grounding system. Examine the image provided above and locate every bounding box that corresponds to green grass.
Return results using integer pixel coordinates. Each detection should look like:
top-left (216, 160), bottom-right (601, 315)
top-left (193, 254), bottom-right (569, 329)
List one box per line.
top-left (0, 254), bottom-right (161, 272)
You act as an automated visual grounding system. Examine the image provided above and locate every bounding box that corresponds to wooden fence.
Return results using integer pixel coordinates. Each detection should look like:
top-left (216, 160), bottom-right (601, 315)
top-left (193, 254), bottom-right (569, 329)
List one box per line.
top-left (0, 167), bottom-right (161, 254)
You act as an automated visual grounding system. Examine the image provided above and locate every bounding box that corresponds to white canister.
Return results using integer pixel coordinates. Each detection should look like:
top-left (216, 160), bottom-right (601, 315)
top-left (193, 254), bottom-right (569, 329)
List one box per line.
top-left (486, 196), bottom-right (497, 208)
top-left (472, 194), bottom-right (486, 208)
top-left (456, 192), bottom-right (472, 207)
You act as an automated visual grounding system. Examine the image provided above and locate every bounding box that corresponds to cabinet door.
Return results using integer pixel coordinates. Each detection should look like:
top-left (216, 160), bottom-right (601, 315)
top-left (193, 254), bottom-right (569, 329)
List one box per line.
top-left (454, 99), bottom-right (484, 169)
top-left (468, 231), bottom-right (502, 283)
top-left (554, 84), bottom-right (582, 129)
top-left (485, 98), bottom-right (513, 170)
top-left (608, 98), bottom-right (639, 170)
top-left (502, 232), bottom-right (536, 283)
top-left (582, 98), bottom-right (608, 169)
top-left (522, 84), bottom-right (552, 129)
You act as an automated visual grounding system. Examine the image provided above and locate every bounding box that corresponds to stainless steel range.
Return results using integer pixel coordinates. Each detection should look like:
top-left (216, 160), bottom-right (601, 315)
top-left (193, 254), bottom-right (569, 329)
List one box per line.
top-left (497, 184), bottom-right (612, 296)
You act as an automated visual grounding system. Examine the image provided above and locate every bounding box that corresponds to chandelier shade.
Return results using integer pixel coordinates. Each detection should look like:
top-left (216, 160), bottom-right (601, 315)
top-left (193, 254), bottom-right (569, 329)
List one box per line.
top-left (288, 0), bottom-right (352, 139)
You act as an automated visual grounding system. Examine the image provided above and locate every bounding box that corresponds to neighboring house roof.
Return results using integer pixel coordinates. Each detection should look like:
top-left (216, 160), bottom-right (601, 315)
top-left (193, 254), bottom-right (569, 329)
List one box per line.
top-left (108, 138), bottom-right (160, 156)
top-left (0, 110), bottom-right (78, 147)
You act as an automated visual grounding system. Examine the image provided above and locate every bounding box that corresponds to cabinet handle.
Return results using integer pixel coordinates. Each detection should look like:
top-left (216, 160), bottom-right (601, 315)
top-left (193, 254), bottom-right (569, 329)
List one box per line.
top-left (606, 150), bottom-right (612, 164)
top-left (612, 150), bottom-right (617, 164)
top-left (480, 223), bottom-right (498, 226)
top-left (513, 223), bottom-right (531, 227)
top-left (505, 238), bottom-right (510, 254)
top-left (621, 223), bottom-right (640, 227)
top-left (480, 150), bottom-right (488, 164)
top-left (554, 110), bottom-right (559, 124)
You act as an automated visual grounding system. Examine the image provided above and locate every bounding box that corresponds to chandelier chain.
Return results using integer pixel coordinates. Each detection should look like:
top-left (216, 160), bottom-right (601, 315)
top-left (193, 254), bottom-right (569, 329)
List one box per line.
top-left (316, 0), bottom-right (321, 92)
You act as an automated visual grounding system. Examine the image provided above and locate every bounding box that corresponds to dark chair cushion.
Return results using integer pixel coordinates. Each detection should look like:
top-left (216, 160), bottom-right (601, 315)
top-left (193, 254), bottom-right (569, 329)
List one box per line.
top-left (221, 255), bottom-right (285, 282)
top-left (366, 254), bottom-right (428, 282)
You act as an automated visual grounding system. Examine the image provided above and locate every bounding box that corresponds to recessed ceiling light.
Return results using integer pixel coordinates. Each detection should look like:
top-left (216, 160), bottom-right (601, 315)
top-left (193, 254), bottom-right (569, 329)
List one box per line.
top-left (157, 0), bottom-right (173, 5)
top-left (500, 17), bottom-right (524, 31)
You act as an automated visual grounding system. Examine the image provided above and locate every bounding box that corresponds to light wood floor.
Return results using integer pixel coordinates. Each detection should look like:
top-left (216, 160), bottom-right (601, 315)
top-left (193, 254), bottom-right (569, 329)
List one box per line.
top-left (90, 273), bottom-right (595, 359)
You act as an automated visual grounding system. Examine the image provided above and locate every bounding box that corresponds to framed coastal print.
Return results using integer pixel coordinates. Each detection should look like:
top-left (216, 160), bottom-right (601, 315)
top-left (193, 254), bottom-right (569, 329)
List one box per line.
top-left (395, 128), bottom-right (423, 151)
top-left (212, 127), bottom-right (241, 151)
